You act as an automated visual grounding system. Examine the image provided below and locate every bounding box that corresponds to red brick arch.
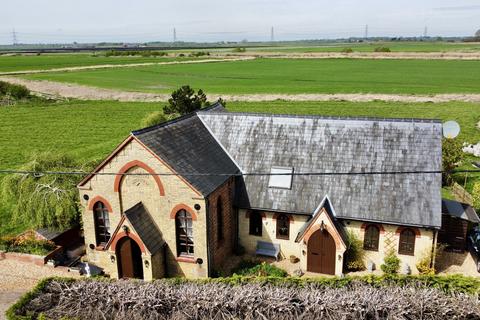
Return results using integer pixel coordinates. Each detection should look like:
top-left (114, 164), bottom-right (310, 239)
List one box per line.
top-left (361, 222), bottom-right (385, 234)
top-left (395, 226), bottom-right (421, 238)
top-left (113, 160), bottom-right (165, 196)
top-left (170, 203), bottom-right (198, 221)
top-left (272, 212), bottom-right (294, 222)
top-left (110, 231), bottom-right (146, 254)
top-left (88, 195), bottom-right (113, 212)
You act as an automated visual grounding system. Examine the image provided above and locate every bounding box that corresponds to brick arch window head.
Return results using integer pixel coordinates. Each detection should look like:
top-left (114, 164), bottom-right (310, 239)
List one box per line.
top-left (363, 224), bottom-right (380, 251)
top-left (398, 228), bottom-right (416, 256)
top-left (113, 160), bottom-right (165, 196)
top-left (93, 201), bottom-right (111, 246)
top-left (175, 209), bottom-right (194, 257)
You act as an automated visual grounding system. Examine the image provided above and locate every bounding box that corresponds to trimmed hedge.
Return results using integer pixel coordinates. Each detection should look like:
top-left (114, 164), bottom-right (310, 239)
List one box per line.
top-left (7, 274), bottom-right (480, 319)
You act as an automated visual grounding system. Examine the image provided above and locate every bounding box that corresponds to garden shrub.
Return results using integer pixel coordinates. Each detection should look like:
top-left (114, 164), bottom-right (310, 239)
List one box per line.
top-left (344, 230), bottom-right (366, 271)
top-left (232, 260), bottom-right (288, 277)
top-left (342, 47), bottom-right (354, 53)
top-left (381, 250), bottom-right (401, 274)
top-left (0, 235), bottom-right (56, 256)
top-left (140, 111), bottom-right (177, 128)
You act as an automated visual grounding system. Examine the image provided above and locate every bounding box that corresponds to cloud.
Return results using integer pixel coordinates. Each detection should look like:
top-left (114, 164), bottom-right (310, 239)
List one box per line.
top-left (433, 5), bottom-right (480, 11)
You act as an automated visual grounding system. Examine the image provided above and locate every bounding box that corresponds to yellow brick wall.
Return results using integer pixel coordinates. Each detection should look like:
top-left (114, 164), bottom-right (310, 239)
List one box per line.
top-left (79, 138), bottom-right (209, 279)
top-left (238, 209), bottom-right (308, 261)
top-left (345, 220), bottom-right (435, 274)
top-left (239, 208), bottom-right (435, 275)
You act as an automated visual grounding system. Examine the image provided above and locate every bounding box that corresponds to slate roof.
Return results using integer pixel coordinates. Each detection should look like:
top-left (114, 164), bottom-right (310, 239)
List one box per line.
top-left (124, 202), bottom-right (164, 254)
top-left (132, 103), bottom-right (240, 196)
top-left (442, 199), bottom-right (480, 223)
top-left (198, 111), bottom-right (443, 228)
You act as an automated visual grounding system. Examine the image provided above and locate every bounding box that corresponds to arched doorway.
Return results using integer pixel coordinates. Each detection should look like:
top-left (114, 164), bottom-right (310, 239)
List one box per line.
top-left (307, 229), bottom-right (336, 275)
top-left (116, 237), bottom-right (144, 279)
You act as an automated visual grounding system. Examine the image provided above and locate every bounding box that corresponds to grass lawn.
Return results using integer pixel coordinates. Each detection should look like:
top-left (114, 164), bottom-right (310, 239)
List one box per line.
top-left (0, 54), bottom-right (201, 73)
top-left (23, 58), bottom-right (480, 94)
top-left (249, 42), bottom-right (480, 53)
top-left (1, 99), bottom-right (479, 235)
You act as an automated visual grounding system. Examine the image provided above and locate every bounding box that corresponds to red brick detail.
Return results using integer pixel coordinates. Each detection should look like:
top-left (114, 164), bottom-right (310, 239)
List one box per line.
top-left (395, 226), bottom-right (421, 238)
top-left (88, 196), bottom-right (113, 212)
top-left (113, 160), bottom-right (165, 196)
top-left (170, 203), bottom-right (198, 221)
top-left (272, 212), bottom-right (294, 222)
top-left (245, 210), bottom-right (267, 219)
top-left (360, 222), bottom-right (385, 234)
top-left (110, 231), bottom-right (146, 254)
top-left (176, 256), bottom-right (196, 263)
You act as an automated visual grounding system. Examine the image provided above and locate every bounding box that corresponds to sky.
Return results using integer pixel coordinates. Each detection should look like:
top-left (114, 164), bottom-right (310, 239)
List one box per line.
top-left (0, 0), bottom-right (479, 44)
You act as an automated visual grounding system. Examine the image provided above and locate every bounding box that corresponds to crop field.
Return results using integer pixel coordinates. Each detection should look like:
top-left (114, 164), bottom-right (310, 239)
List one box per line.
top-left (0, 53), bottom-right (200, 73)
top-left (248, 41), bottom-right (480, 53)
top-left (22, 58), bottom-right (480, 94)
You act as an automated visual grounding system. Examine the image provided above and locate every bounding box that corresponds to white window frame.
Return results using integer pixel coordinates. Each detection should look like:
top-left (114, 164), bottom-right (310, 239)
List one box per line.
top-left (268, 166), bottom-right (294, 189)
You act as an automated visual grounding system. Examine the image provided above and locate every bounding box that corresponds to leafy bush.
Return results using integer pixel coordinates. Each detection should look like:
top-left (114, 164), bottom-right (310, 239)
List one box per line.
top-left (381, 251), bottom-right (401, 275)
top-left (442, 138), bottom-right (463, 185)
top-left (0, 81), bottom-right (30, 100)
top-left (342, 47), bottom-right (354, 53)
top-left (163, 85), bottom-right (210, 115)
top-left (374, 47), bottom-right (391, 52)
top-left (140, 111), bottom-right (177, 128)
top-left (344, 231), bottom-right (365, 271)
top-left (189, 51), bottom-right (210, 57)
top-left (0, 235), bottom-right (56, 256)
top-left (473, 182), bottom-right (480, 210)
top-left (0, 152), bottom-right (95, 230)
top-left (105, 50), bottom-right (167, 57)
top-left (233, 260), bottom-right (288, 277)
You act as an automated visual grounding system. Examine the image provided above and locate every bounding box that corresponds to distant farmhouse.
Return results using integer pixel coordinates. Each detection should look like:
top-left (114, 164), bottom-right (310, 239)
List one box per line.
top-left (78, 103), bottom-right (450, 279)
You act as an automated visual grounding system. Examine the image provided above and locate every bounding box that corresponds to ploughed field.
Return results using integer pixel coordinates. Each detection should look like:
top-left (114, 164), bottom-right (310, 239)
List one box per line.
top-left (22, 58), bottom-right (480, 94)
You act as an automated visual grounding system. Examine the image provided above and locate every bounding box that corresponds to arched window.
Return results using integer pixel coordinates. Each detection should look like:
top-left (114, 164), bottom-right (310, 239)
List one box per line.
top-left (276, 214), bottom-right (290, 240)
top-left (363, 225), bottom-right (380, 251)
top-left (176, 209), bottom-right (194, 256)
top-left (398, 228), bottom-right (416, 256)
top-left (93, 202), bottom-right (110, 246)
top-left (249, 210), bottom-right (263, 236)
top-left (217, 197), bottom-right (224, 242)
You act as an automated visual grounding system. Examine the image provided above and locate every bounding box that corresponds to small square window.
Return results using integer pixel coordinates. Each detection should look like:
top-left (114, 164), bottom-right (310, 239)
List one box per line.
top-left (268, 166), bottom-right (293, 189)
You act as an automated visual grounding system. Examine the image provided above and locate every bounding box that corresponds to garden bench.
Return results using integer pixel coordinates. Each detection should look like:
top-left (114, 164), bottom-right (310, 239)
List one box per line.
top-left (256, 241), bottom-right (280, 261)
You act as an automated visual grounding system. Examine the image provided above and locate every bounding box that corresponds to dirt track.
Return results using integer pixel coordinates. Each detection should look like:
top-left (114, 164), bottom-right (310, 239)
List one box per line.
top-left (2, 77), bottom-right (480, 103)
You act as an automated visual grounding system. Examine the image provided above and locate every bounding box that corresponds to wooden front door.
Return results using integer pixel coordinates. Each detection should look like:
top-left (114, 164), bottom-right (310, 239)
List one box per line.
top-left (116, 237), bottom-right (144, 279)
top-left (307, 229), bottom-right (336, 275)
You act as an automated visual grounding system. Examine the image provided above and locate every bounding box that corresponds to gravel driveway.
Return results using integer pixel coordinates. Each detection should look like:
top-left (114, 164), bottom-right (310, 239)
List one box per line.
top-left (0, 259), bottom-right (79, 319)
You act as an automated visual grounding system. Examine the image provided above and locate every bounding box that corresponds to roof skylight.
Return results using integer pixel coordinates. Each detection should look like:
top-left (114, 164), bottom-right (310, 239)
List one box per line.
top-left (268, 166), bottom-right (294, 189)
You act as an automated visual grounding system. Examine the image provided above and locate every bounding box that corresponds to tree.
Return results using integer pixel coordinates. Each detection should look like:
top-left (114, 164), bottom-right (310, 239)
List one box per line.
top-left (0, 152), bottom-right (96, 230)
top-left (476, 29), bottom-right (480, 38)
top-left (163, 85), bottom-right (209, 115)
top-left (442, 138), bottom-right (464, 185)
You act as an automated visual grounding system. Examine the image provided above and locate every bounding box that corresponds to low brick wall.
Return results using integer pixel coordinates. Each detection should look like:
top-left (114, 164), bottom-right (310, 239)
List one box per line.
top-left (1, 246), bottom-right (63, 266)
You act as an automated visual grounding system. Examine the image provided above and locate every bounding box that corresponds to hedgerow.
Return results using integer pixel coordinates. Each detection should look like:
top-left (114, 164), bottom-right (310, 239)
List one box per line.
top-left (7, 274), bottom-right (480, 320)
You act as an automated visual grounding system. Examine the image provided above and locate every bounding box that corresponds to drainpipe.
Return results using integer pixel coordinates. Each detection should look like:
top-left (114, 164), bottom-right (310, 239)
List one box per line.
top-left (430, 229), bottom-right (438, 269)
top-left (205, 198), bottom-right (212, 277)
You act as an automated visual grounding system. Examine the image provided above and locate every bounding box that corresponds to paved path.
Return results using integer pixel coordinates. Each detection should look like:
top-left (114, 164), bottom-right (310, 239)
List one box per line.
top-left (0, 259), bottom-right (79, 319)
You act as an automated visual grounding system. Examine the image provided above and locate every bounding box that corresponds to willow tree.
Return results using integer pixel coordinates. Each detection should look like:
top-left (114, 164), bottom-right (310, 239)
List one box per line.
top-left (1, 152), bottom-right (95, 230)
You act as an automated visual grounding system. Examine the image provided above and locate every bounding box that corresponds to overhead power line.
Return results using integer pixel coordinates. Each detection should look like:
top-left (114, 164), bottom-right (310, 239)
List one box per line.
top-left (0, 169), bottom-right (478, 177)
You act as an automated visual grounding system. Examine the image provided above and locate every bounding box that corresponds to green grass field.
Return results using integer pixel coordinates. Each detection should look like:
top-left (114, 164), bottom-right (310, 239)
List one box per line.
top-left (248, 42), bottom-right (480, 53)
top-left (0, 54), bottom-right (202, 73)
top-left (24, 58), bottom-right (480, 94)
top-left (1, 99), bottom-right (479, 235)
